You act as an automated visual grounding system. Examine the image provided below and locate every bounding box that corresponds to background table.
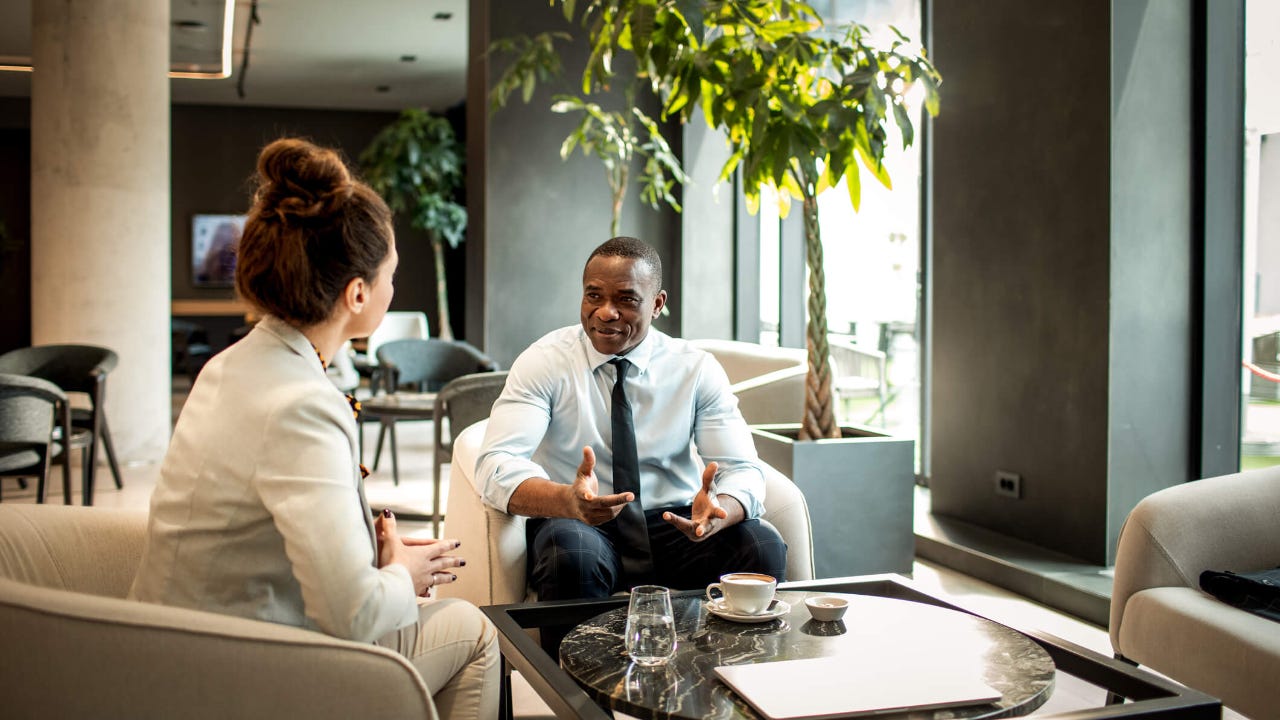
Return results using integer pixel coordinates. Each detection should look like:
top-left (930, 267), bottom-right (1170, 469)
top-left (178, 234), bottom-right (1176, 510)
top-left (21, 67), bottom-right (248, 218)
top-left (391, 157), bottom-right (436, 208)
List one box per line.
top-left (359, 392), bottom-right (440, 529)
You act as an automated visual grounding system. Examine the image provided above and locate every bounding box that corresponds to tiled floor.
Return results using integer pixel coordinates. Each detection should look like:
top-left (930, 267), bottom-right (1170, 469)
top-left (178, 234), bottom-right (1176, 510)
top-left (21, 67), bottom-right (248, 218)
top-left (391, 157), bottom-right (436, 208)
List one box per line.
top-left (1, 386), bottom-right (1244, 719)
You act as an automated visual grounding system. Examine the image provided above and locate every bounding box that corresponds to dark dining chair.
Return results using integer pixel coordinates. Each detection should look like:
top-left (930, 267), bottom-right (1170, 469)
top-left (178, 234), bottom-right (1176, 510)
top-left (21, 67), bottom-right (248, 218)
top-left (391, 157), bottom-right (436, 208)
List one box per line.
top-left (362, 339), bottom-right (497, 487)
top-left (171, 319), bottom-right (213, 380)
top-left (0, 344), bottom-right (121, 505)
top-left (0, 373), bottom-right (73, 504)
top-left (427, 371), bottom-right (509, 535)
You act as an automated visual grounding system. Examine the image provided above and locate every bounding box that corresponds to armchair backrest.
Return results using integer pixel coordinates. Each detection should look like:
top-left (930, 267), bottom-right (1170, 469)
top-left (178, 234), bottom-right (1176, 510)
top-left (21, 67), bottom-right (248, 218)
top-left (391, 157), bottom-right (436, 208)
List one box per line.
top-left (0, 344), bottom-right (117, 397)
top-left (688, 339), bottom-right (805, 384)
top-left (365, 311), bottom-right (429, 363)
top-left (435, 372), bottom-right (510, 435)
top-left (688, 339), bottom-right (808, 425)
top-left (0, 505), bottom-right (144, 596)
top-left (376, 338), bottom-right (497, 392)
top-left (0, 373), bottom-right (70, 488)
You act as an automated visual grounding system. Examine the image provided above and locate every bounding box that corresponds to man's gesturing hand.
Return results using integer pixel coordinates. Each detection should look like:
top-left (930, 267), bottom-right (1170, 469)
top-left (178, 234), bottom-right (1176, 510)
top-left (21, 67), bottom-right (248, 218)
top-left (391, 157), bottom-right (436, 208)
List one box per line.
top-left (570, 446), bottom-right (634, 525)
top-left (662, 461), bottom-right (740, 542)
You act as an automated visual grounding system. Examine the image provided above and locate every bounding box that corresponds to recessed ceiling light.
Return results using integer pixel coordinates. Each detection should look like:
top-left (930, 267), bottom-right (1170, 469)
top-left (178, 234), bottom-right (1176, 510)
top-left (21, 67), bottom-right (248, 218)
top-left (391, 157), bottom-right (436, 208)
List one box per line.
top-left (400, 55), bottom-right (417, 63)
top-left (433, 12), bottom-right (453, 20)
top-left (376, 85), bottom-right (391, 93)
top-left (173, 19), bottom-right (209, 31)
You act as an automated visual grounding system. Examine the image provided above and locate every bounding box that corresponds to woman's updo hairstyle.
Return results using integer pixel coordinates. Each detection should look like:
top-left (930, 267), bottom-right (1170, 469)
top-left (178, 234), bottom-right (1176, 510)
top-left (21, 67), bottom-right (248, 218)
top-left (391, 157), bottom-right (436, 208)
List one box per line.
top-left (236, 137), bottom-right (393, 326)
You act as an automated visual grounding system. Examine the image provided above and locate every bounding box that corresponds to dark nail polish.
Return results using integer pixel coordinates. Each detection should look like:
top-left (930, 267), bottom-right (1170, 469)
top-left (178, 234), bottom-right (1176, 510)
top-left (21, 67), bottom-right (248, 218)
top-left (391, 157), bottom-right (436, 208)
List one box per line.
top-left (382, 508), bottom-right (392, 517)
top-left (459, 560), bottom-right (467, 567)
top-left (451, 574), bottom-right (458, 581)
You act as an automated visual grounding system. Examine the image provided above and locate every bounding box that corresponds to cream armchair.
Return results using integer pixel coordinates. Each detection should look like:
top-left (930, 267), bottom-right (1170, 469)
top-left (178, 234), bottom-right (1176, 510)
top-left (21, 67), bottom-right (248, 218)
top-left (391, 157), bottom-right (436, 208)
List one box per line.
top-left (437, 420), bottom-right (815, 608)
top-left (0, 504), bottom-right (438, 719)
top-left (687, 339), bottom-right (807, 426)
top-left (1110, 465), bottom-right (1280, 719)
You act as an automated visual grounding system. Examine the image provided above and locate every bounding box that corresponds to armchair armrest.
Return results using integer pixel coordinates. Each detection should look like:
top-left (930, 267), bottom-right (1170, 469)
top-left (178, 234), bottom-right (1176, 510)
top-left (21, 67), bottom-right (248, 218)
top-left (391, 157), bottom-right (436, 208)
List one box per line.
top-left (438, 421), bottom-right (529, 607)
top-left (760, 461), bottom-right (814, 581)
top-left (0, 577), bottom-right (436, 720)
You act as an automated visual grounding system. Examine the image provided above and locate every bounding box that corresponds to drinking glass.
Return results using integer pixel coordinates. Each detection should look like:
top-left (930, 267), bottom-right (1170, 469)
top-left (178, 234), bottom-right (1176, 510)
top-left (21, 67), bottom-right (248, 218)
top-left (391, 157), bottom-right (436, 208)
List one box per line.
top-left (625, 585), bottom-right (677, 666)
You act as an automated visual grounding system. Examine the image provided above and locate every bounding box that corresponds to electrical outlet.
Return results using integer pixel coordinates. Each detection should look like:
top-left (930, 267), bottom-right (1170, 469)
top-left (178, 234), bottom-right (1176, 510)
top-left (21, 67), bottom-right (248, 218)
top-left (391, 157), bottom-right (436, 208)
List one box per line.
top-left (995, 470), bottom-right (1022, 499)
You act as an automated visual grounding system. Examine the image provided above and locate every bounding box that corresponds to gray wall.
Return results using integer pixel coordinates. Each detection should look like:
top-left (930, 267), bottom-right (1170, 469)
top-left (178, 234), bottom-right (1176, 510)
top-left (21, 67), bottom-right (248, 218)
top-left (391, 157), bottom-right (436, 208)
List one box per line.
top-left (930, 0), bottom-right (1194, 564)
top-left (170, 104), bottom-right (441, 330)
top-left (469, 0), bottom-right (693, 368)
top-left (0, 100), bottom-right (448, 352)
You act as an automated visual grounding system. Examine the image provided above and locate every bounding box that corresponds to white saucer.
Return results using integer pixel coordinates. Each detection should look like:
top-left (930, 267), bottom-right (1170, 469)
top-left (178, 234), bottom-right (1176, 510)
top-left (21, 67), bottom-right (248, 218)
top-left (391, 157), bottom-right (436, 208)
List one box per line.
top-left (705, 597), bottom-right (791, 623)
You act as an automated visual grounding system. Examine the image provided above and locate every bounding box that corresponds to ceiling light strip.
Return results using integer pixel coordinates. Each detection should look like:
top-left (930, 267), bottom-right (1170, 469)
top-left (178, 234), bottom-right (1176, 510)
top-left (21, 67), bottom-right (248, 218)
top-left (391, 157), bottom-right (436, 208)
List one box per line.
top-left (1, 0), bottom-right (235, 79)
top-left (168, 0), bottom-right (236, 79)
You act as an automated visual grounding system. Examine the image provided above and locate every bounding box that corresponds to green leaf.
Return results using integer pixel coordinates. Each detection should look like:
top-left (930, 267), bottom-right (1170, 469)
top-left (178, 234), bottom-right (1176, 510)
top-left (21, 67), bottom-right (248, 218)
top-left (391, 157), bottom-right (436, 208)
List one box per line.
top-left (891, 100), bottom-right (913, 148)
top-left (918, 70), bottom-right (941, 116)
top-left (845, 155), bottom-right (861, 212)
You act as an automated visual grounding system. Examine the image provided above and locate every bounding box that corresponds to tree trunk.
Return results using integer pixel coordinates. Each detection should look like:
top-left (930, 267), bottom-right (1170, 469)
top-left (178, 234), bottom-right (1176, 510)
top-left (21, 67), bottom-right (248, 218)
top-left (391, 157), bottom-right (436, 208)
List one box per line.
top-left (800, 190), bottom-right (838, 440)
top-left (610, 168), bottom-right (628, 238)
top-left (431, 234), bottom-right (454, 340)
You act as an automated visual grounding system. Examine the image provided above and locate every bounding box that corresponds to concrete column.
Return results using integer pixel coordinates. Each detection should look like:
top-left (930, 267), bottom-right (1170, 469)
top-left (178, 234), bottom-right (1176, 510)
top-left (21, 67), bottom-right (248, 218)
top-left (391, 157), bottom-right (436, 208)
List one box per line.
top-left (31, 0), bottom-right (171, 462)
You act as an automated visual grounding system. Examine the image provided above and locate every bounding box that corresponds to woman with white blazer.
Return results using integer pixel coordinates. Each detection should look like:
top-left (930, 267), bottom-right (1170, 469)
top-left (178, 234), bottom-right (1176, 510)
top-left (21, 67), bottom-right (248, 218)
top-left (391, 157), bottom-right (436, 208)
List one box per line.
top-left (131, 138), bottom-right (498, 719)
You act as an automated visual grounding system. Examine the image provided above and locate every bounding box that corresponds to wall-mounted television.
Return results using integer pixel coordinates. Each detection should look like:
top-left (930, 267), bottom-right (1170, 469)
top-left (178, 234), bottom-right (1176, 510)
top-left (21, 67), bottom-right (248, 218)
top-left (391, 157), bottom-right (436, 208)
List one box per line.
top-left (191, 213), bottom-right (246, 288)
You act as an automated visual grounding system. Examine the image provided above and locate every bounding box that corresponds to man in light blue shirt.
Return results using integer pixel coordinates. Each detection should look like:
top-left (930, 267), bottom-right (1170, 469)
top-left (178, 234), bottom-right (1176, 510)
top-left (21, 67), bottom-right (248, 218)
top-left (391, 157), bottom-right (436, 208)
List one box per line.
top-left (477, 237), bottom-right (787, 610)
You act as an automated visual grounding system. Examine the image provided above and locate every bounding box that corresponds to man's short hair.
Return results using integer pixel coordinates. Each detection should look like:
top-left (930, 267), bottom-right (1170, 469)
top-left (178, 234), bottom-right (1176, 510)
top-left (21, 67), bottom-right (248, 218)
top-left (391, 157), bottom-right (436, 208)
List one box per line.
top-left (585, 236), bottom-right (663, 292)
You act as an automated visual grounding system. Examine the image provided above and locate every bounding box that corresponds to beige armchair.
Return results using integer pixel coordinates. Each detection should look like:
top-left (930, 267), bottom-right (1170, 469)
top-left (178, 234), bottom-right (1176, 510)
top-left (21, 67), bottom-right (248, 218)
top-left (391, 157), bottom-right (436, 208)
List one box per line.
top-left (437, 420), bottom-right (815, 608)
top-left (0, 504), bottom-right (438, 719)
top-left (687, 339), bottom-right (807, 426)
top-left (1110, 465), bottom-right (1280, 719)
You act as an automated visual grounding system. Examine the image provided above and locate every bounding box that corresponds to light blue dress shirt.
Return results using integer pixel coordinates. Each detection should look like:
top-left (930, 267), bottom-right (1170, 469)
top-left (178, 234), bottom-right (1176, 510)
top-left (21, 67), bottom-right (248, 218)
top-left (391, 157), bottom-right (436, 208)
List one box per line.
top-left (477, 325), bottom-right (766, 519)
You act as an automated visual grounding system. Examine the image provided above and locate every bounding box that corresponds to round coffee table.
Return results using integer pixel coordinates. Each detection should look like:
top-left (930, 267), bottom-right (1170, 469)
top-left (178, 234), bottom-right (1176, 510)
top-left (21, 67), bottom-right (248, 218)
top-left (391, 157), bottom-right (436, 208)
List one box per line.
top-left (560, 590), bottom-right (1055, 719)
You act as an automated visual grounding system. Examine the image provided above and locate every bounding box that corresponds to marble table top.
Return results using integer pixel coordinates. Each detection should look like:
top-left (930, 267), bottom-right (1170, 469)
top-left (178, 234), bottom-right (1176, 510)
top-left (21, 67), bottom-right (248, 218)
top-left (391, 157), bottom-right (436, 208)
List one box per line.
top-left (559, 590), bottom-right (1055, 720)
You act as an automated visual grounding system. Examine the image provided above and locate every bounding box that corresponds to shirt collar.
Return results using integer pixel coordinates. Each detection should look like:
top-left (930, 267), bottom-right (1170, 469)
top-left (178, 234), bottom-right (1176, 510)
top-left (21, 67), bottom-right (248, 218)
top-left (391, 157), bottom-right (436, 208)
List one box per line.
top-left (582, 327), bottom-right (656, 375)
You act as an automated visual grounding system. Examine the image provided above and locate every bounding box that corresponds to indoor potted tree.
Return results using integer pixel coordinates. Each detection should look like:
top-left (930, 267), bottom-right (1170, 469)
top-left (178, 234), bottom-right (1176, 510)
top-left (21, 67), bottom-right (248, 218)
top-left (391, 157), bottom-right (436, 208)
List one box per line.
top-left (489, 33), bottom-right (689, 236)
top-left (499, 0), bottom-right (939, 439)
top-left (496, 0), bottom-right (941, 577)
top-left (360, 109), bottom-right (466, 340)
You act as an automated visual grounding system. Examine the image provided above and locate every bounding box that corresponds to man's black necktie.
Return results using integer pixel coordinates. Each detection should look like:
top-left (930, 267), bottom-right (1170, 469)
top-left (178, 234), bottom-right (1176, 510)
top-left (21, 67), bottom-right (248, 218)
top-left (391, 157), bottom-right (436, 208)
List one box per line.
top-left (609, 358), bottom-right (653, 578)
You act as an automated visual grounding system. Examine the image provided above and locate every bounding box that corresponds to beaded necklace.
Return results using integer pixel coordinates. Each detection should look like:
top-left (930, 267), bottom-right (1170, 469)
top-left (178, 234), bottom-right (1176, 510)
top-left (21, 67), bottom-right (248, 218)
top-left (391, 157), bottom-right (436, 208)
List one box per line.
top-left (313, 343), bottom-right (370, 480)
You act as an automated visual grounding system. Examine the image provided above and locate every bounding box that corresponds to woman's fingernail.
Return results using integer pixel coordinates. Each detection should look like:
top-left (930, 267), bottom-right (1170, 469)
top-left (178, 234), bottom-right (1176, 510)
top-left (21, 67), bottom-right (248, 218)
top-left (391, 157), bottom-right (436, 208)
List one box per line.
top-left (459, 560), bottom-right (467, 567)
top-left (451, 574), bottom-right (457, 581)
top-left (382, 508), bottom-right (392, 518)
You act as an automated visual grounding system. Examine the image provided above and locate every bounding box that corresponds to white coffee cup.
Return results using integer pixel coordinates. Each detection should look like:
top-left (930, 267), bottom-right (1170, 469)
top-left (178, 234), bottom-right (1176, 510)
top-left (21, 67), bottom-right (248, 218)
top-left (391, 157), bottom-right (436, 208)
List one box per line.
top-left (705, 572), bottom-right (777, 615)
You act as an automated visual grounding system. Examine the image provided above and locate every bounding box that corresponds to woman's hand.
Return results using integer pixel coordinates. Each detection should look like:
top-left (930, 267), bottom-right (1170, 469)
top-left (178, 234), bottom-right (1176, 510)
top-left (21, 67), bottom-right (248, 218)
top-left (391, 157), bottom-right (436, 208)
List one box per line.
top-left (375, 509), bottom-right (466, 596)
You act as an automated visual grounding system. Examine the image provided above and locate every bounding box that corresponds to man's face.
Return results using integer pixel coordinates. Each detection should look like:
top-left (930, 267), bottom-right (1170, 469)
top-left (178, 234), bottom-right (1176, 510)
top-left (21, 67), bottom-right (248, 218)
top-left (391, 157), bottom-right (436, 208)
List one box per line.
top-left (580, 255), bottom-right (666, 356)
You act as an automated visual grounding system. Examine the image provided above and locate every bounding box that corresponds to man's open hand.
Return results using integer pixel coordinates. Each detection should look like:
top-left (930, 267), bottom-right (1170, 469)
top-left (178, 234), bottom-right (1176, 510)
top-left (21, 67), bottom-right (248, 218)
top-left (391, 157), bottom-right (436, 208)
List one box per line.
top-left (662, 461), bottom-right (738, 542)
top-left (570, 446), bottom-right (634, 525)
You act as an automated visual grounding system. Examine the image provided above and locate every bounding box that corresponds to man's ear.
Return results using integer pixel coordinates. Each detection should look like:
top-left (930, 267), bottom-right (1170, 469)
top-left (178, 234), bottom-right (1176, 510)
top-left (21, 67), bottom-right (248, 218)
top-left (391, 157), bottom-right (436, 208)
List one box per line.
top-left (344, 276), bottom-right (367, 314)
top-left (651, 289), bottom-right (668, 319)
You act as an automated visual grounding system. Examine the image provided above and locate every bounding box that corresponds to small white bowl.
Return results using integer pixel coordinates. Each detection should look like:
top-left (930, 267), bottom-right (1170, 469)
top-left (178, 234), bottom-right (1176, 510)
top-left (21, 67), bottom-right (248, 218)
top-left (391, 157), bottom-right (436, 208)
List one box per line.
top-left (804, 596), bottom-right (849, 622)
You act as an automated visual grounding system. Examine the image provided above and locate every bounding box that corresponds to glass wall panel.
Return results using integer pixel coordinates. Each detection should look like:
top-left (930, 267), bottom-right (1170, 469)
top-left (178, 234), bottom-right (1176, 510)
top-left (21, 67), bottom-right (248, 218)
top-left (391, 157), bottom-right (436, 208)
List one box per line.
top-left (1242, 0), bottom-right (1280, 470)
